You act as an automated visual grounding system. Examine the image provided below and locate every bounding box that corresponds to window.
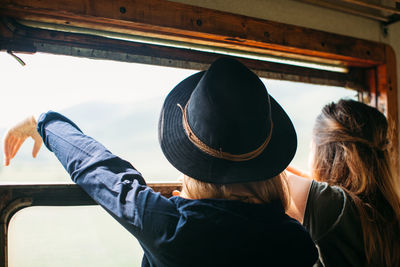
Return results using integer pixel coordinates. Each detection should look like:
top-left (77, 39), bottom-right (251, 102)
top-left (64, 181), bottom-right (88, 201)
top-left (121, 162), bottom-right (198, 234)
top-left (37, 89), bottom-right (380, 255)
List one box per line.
top-left (8, 206), bottom-right (143, 267)
top-left (0, 52), bottom-right (196, 182)
top-left (0, 3), bottom-right (393, 265)
top-left (2, 51), bottom-right (358, 266)
top-left (0, 52), bottom-right (357, 183)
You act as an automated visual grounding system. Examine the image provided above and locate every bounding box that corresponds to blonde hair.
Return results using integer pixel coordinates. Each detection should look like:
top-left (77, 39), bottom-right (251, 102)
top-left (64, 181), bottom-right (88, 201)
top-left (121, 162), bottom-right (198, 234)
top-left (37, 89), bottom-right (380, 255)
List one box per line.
top-left (312, 99), bottom-right (400, 266)
top-left (182, 172), bottom-right (290, 210)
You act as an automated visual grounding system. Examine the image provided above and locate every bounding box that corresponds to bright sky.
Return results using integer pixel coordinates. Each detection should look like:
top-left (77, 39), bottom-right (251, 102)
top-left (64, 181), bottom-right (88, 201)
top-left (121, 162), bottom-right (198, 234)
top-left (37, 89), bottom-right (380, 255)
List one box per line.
top-left (0, 51), bottom-right (357, 179)
top-left (0, 51), bottom-right (196, 128)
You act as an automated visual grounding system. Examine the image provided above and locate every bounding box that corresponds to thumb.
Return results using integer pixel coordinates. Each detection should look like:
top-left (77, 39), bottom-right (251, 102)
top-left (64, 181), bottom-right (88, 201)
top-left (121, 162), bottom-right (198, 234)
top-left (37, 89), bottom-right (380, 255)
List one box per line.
top-left (32, 135), bottom-right (43, 158)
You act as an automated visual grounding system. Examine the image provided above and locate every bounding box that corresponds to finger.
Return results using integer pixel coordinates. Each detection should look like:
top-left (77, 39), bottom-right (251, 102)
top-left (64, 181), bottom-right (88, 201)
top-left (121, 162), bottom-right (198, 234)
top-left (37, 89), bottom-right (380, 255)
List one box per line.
top-left (3, 134), bottom-right (11, 158)
top-left (9, 137), bottom-right (19, 156)
top-left (286, 166), bottom-right (311, 179)
top-left (3, 134), bottom-right (15, 161)
top-left (286, 166), bottom-right (301, 175)
top-left (3, 135), bottom-right (15, 166)
top-left (6, 135), bottom-right (16, 157)
top-left (32, 138), bottom-right (43, 158)
top-left (10, 139), bottom-right (24, 159)
top-left (172, 190), bottom-right (181, 196)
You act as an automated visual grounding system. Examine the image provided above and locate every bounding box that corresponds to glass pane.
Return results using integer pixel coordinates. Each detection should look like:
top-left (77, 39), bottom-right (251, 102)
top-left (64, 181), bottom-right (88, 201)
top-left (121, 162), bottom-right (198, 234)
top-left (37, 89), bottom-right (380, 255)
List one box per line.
top-left (0, 52), bottom-right (356, 183)
top-left (0, 52), bottom-right (196, 183)
top-left (8, 206), bottom-right (143, 267)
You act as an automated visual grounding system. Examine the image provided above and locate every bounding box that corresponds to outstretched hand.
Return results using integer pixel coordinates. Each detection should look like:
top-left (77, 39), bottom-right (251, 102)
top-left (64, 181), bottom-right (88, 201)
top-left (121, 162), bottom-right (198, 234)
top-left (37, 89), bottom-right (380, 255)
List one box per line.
top-left (3, 116), bottom-right (42, 166)
top-left (286, 166), bottom-right (311, 179)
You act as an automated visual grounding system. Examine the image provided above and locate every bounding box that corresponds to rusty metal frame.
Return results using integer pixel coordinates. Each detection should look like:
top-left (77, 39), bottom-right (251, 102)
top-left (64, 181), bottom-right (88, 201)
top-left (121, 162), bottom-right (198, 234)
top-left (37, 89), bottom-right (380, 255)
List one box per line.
top-left (295, 0), bottom-right (400, 24)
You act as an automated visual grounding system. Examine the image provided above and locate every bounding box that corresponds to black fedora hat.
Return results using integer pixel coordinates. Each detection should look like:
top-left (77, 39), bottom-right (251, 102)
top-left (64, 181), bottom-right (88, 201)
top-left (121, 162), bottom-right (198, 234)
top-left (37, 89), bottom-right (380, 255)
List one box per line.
top-left (159, 57), bottom-right (297, 184)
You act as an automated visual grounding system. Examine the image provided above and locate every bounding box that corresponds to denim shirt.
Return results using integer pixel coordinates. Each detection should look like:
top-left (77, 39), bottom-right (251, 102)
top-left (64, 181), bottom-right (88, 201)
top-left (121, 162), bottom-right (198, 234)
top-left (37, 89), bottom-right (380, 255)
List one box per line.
top-left (37, 111), bottom-right (318, 267)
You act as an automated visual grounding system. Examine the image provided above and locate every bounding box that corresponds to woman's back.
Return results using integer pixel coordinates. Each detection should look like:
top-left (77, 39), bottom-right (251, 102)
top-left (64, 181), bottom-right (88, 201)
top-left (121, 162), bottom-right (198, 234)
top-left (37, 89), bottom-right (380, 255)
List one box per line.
top-left (288, 99), bottom-right (400, 266)
top-left (141, 197), bottom-right (317, 267)
top-left (304, 181), bottom-right (364, 267)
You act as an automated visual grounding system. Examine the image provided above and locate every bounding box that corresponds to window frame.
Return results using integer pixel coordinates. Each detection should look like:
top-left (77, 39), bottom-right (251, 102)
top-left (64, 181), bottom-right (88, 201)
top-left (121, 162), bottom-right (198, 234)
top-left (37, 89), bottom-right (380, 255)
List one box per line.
top-left (0, 0), bottom-right (398, 266)
top-left (0, 183), bottom-right (180, 267)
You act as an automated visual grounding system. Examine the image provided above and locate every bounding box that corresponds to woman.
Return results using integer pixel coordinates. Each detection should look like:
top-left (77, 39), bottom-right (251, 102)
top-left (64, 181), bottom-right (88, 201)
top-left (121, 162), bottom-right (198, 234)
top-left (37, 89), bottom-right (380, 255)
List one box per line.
top-left (287, 99), bottom-right (400, 266)
top-left (3, 57), bottom-right (318, 266)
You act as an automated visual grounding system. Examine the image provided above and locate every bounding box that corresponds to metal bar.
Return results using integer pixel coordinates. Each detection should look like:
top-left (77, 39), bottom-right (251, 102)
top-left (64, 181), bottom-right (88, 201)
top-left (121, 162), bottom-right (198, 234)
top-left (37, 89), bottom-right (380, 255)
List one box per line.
top-left (0, 198), bottom-right (33, 267)
top-left (296, 0), bottom-right (390, 22)
top-left (341, 0), bottom-right (400, 15)
top-left (386, 13), bottom-right (400, 24)
top-left (0, 183), bottom-right (182, 267)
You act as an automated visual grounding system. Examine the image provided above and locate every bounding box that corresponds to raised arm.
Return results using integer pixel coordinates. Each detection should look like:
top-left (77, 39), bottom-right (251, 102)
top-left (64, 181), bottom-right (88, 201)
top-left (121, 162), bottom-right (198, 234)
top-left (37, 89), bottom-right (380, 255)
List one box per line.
top-left (3, 111), bottom-right (177, 239)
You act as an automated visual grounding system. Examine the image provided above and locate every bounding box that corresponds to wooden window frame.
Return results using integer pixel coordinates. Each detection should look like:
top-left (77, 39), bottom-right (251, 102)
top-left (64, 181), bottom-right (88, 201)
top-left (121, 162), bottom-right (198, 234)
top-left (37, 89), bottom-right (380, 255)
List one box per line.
top-left (0, 0), bottom-right (397, 266)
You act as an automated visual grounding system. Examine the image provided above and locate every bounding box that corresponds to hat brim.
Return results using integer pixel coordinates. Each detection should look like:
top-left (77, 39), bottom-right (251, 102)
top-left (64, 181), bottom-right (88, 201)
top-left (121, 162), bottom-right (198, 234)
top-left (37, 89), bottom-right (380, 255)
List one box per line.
top-left (159, 71), bottom-right (297, 184)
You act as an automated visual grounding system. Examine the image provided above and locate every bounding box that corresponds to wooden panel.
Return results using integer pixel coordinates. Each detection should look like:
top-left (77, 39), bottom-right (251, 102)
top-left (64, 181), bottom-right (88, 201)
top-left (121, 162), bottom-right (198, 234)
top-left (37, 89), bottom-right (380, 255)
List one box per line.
top-left (0, 0), bottom-right (386, 66)
top-left (382, 45), bottom-right (399, 174)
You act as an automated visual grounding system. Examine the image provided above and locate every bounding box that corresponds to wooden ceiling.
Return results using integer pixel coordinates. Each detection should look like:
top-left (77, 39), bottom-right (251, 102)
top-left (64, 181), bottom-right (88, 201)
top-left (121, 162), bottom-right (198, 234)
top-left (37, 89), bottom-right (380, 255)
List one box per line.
top-left (294, 0), bottom-right (400, 24)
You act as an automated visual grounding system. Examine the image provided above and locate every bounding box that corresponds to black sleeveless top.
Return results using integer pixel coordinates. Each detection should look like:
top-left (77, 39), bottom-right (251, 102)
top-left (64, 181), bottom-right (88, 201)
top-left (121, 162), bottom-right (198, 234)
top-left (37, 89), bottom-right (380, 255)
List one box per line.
top-left (304, 181), bottom-right (365, 267)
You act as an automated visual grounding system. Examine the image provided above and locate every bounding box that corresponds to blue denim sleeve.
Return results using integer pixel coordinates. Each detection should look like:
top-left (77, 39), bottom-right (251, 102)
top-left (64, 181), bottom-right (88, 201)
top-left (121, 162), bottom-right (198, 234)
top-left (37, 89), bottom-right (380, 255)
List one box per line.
top-left (36, 111), bottom-right (179, 240)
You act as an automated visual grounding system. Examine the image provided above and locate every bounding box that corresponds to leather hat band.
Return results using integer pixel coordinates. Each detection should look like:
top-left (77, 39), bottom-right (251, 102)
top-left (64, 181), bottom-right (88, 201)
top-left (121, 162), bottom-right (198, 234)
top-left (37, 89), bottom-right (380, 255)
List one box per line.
top-left (178, 102), bottom-right (273, 162)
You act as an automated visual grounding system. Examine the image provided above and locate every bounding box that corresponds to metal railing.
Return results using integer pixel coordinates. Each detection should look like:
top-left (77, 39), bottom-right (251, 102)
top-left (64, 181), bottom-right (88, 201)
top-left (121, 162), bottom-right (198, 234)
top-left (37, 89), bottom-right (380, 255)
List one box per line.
top-left (0, 183), bottom-right (181, 267)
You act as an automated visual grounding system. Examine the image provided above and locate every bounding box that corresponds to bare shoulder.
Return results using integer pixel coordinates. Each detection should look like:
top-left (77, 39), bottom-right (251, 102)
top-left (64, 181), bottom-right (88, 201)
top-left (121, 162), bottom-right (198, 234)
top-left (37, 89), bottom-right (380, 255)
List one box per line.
top-left (286, 174), bottom-right (313, 223)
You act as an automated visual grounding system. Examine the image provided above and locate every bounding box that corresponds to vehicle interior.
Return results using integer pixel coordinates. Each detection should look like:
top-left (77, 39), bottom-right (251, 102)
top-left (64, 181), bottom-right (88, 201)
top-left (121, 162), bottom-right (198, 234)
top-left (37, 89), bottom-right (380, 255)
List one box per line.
top-left (0, 0), bottom-right (399, 266)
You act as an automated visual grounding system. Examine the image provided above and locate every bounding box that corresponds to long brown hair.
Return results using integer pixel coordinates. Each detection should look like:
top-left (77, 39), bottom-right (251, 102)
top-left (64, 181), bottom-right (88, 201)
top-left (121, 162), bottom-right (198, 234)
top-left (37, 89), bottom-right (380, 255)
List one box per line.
top-left (182, 172), bottom-right (290, 210)
top-left (312, 99), bottom-right (400, 266)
